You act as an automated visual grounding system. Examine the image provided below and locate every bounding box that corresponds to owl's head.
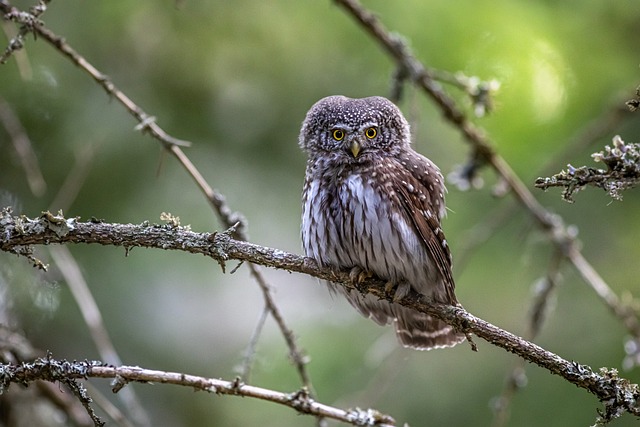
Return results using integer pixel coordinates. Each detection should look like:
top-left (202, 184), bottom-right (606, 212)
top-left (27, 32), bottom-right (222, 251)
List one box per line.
top-left (299, 95), bottom-right (411, 164)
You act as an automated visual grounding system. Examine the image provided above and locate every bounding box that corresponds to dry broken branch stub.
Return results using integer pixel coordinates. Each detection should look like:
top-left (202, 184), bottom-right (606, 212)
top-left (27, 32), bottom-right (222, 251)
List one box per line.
top-left (535, 135), bottom-right (640, 202)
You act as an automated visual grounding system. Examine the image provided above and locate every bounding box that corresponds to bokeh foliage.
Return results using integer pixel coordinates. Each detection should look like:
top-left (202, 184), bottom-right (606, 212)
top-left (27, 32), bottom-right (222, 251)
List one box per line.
top-left (1, 0), bottom-right (640, 426)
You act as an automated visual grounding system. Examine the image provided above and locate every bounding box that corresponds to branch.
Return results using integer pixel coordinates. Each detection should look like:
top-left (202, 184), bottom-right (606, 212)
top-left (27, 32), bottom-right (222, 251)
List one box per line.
top-left (535, 135), bottom-right (640, 202)
top-left (0, 0), bottom-right (50, 64)
top-left (0, 355), bottom-right (395, 427)
top-left (1, 209), bottom-right (639, 421)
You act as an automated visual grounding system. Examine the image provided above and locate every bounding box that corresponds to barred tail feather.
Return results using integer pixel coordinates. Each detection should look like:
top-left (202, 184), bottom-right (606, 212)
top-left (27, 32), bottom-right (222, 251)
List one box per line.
top-left (394, 308), bottom-right (465, 350)
top-left (336, 286), bottom-right (464, 350)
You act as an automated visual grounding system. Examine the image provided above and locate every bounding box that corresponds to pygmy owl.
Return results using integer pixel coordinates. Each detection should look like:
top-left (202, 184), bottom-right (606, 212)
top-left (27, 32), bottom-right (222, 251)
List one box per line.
top-left (299, 95), bottom-right (464, 350)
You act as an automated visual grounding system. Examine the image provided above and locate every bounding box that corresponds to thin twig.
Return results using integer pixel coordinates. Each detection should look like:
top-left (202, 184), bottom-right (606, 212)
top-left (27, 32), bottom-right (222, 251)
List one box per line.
top-left (48, 142), bottom-right (97, 212)
top-left (49, 246), bottom-right (150, 427)
top-left (0, 95), bottom-right (46, 197)
top-left (491, 250), bottom-right (563, 427)
top-left (333, 0), bottom-right (640, 341)
top-left (0, 0), bottom-right (50, 64)
top-left (84, 381), bottom-right (136, 427)
top-left (0, 19), bottom-right (33, 78)
top-left (1, 211), bottom-right (639, 421)
top-left (61, 376), bottom-right (105, 427)
top-left (0, 357), bottom-right (396, 427)
top-left (238, 304), bottom-right (269, 382)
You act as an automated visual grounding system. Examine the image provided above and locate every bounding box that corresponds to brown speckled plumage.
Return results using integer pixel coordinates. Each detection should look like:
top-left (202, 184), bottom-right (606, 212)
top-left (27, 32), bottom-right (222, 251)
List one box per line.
top-left (299, 95), bottom-right (463, 350)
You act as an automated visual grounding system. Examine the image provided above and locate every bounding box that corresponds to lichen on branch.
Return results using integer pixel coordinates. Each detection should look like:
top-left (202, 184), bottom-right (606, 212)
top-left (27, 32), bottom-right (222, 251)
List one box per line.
top-left (535, 135), bottom-right (640, 202)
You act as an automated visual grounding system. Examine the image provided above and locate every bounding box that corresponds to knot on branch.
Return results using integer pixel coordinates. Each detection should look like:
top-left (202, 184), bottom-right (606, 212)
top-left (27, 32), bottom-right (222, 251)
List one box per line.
top-left (345, 407), bottom-right (396, 427)
top-left (206, 223), bottom-right (241, 272)
top-left (288, 387), bottom-right (313, 412)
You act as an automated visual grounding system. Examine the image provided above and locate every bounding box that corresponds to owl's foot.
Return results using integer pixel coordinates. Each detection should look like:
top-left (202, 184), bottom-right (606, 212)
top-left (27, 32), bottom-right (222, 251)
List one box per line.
top-left (349, 266), bottom-right (373, 292)
top-left (384, 281), bottom-right (411, 302)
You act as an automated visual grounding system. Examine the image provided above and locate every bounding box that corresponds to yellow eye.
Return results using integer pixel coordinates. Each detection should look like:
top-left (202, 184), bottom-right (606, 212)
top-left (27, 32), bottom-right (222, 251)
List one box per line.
top-left (332, 129), bottom-right (345, 141)
top-left (365, 127), bottom-right (377, 139)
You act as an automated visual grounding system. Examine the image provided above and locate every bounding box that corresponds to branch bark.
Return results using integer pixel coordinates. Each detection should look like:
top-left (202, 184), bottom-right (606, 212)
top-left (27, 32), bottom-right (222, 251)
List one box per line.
top-left (0, 355), bottom-right (395, 427)
top-left (1, 209), bottom-right (638, 420)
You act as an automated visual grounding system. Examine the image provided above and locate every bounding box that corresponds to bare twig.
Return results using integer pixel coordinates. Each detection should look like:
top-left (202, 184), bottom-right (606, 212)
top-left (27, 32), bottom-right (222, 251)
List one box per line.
top-left (1, 210), bottom-right (639, 421)
top-left (429, 69), bottom-right (500, 117)
top-left (0, 1), bottom-right (189, 148)
top-left (60, 376), bottom-right (105, 427)
top-left (491, 251), bottom-right (563, 427)
top-left (49, 246), bottom-right (150, 427)
top-left (0, 95), bottom-right (46, 197)
top-left (0, 19), bottom-right (33, 78)
top-left (0, 357), bottom-right (396, 427)
top-left (237, 304), bottom-right (269, 382)
top-left (167, 85), bottom-right (314, 398)
top-left (83, 381), bottom-right (136, 427)
top-left (333, 0), bottom-right (640, 341)
top-left (49, 142), bottom-right (97, 212)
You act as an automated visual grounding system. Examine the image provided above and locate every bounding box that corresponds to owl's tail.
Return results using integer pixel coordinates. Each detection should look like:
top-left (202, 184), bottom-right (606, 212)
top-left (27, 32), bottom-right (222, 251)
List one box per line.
top-left (336, 285), bottom-right (464, 350)
top-left (394, 307), bottom-right (465, 350)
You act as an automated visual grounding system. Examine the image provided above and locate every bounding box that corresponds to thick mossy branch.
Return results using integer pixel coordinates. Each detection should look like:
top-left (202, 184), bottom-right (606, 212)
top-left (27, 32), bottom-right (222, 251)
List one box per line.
top-left (535, 135), bottom-right (640, 202)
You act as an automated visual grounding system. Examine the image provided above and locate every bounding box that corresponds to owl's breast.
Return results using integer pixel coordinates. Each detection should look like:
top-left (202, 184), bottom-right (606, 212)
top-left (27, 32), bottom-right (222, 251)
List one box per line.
top-left (302, 171), bottom-right (429, 285)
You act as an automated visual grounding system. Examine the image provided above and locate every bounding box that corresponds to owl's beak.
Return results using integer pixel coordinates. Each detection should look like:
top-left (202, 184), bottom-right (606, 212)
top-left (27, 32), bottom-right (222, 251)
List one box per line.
top-left (349, 140), bottom-right (361, 158)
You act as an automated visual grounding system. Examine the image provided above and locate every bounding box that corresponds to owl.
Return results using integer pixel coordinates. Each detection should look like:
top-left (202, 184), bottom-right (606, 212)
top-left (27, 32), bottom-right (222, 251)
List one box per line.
top-left (299, 95), bottom-right (464, 350)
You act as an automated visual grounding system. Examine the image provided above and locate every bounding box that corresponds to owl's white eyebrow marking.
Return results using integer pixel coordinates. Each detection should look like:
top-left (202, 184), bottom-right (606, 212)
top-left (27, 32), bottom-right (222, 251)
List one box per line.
top-left (357, 122), bottom-right (378, 131)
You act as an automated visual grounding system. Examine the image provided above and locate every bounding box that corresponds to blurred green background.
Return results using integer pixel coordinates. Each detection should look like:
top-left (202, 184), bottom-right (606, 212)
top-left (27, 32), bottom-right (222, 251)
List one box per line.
top-left (2, 0), bottom-right (640, 426)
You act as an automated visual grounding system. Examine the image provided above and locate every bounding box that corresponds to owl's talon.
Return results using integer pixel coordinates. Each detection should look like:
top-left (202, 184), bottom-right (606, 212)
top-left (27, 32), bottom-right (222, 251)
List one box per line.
top-left (384, 281), bottom-right (396, 295)
top-left (395, 282), bottom-right (412, 302)
top-left (348, 266), bottom-right (362, 282)
top-left (358, 270), bottom-right (373, 283)
top-left (349, 266), bottom-right (372, 283)
top-left (385, 281), bottom-right (411, 302)
top-left (349, 267), bottom-right (373, 292)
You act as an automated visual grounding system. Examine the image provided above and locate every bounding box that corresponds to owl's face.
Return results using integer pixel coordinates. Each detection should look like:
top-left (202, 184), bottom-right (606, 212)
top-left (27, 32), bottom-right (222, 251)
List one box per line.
top-left (299, 95), bottom-right (411, 165)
